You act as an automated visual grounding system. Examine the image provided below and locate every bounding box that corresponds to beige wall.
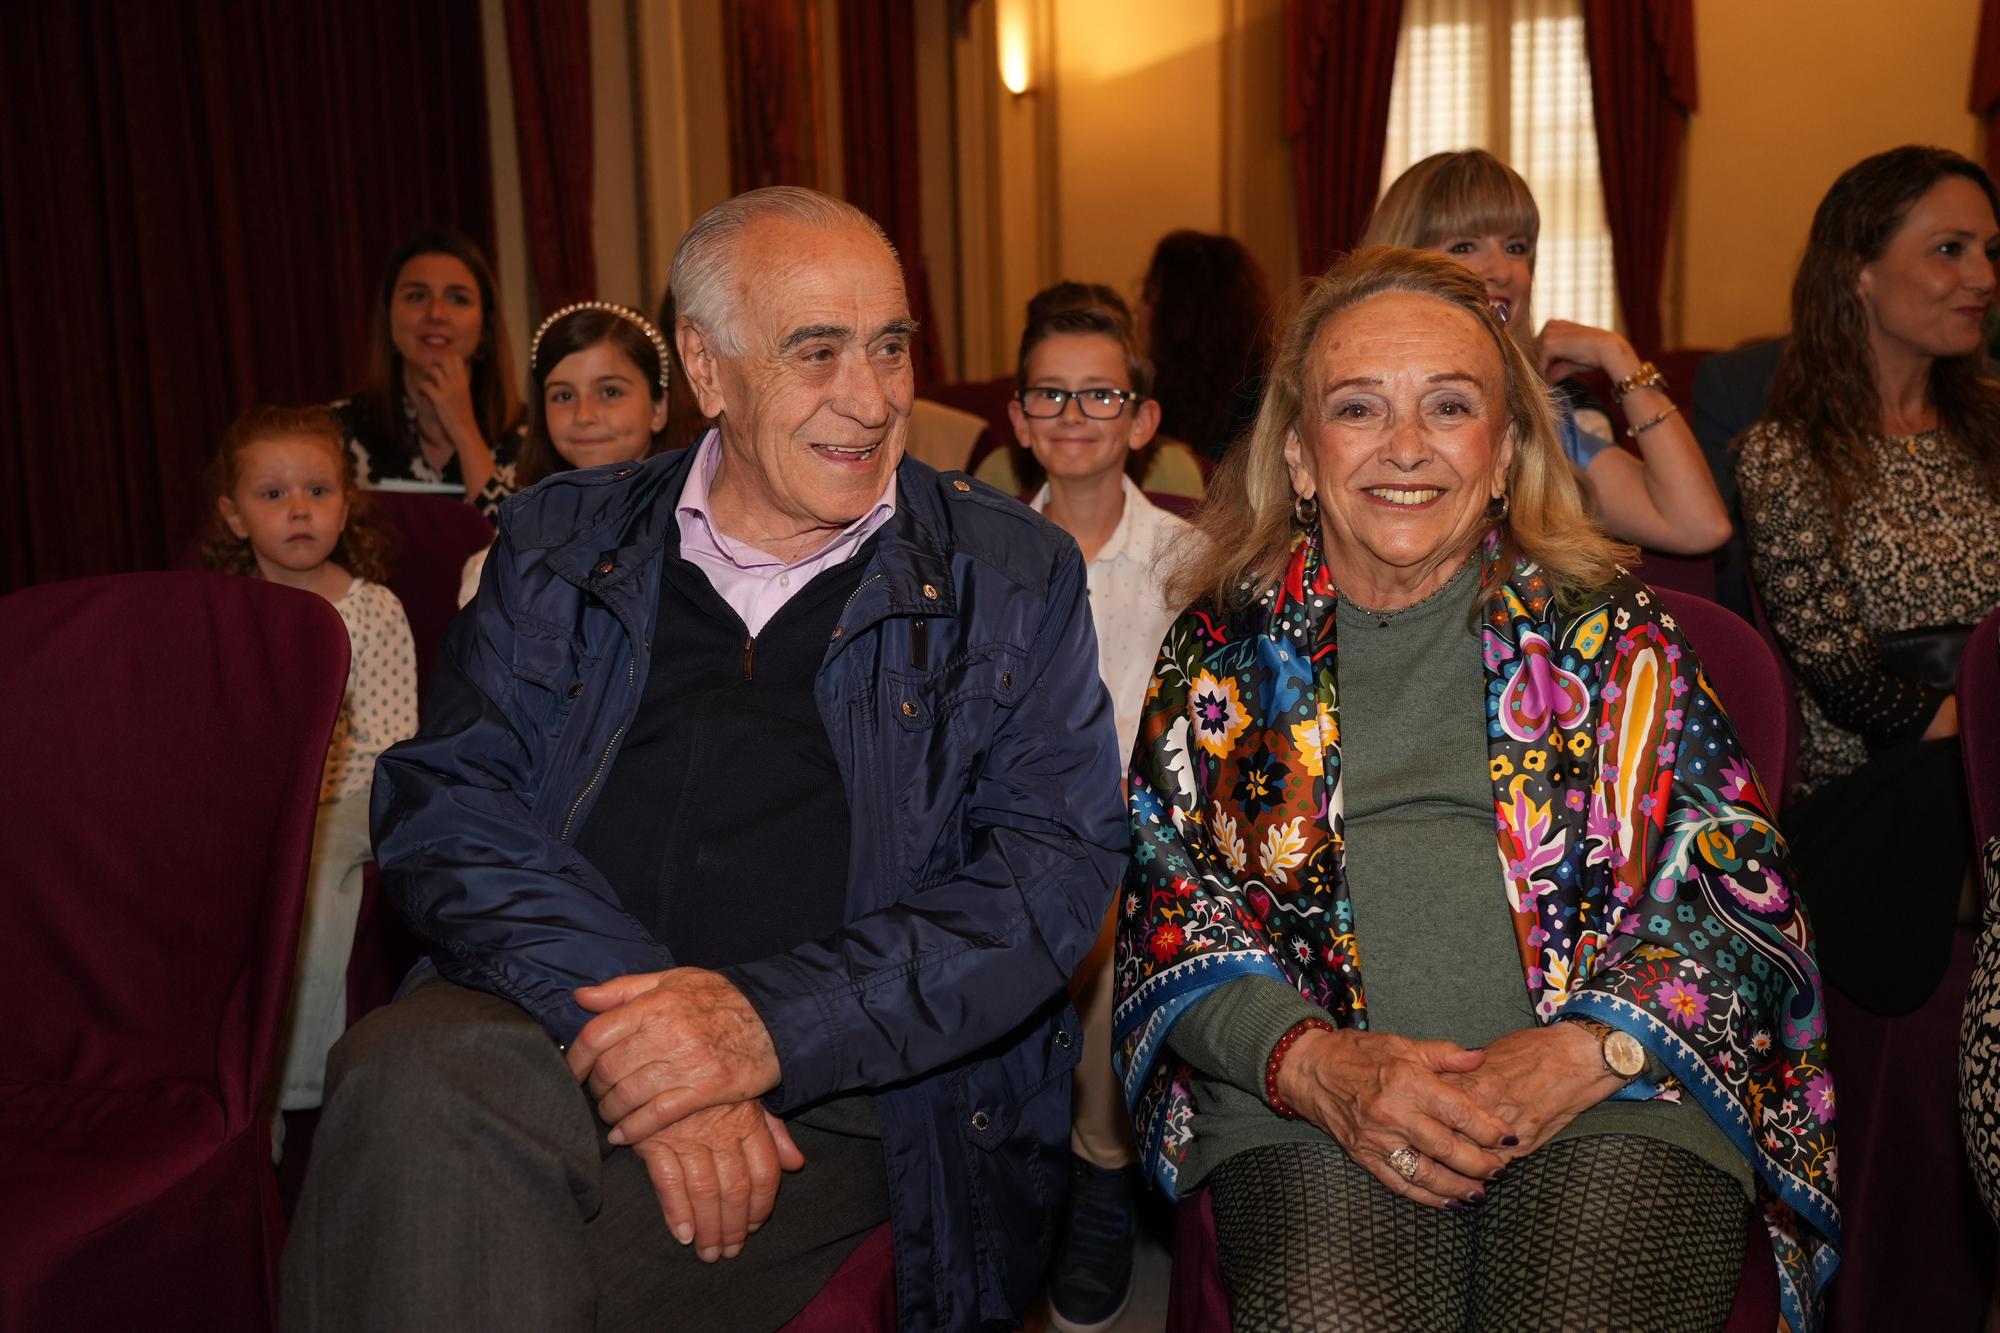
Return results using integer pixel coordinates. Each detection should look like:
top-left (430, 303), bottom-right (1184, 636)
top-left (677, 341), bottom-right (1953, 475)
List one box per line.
top-left (1223, 0), bottom-right (1301, 290)
top-left (927, 0), bottom-right (1294, 378)
top-left (1051, 0), bottom-right (1228, 295)
top-left (591, 0), bottom-right (644, 312)
top-left (1676, 0), bottom-right (1982, 348)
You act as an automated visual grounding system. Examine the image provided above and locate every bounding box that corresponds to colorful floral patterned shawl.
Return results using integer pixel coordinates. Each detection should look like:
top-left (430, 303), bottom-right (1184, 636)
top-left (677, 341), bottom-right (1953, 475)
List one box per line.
top-left (1113, 530), bottom-right (1839, 1330)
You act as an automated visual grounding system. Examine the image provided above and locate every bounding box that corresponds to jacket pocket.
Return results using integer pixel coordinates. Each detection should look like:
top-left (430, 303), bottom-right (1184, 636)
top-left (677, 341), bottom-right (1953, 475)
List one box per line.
top-left (883, 644), bottom-right (1029, 733)
top-left (952, 1003), bottom-right (1083, 1301)
top-left (509, 613), bottom-right (598, 738)
top-left (886, 646), bottom-right (1029, 877)
top-left (956, 1000), bottom-right (1083, 1148)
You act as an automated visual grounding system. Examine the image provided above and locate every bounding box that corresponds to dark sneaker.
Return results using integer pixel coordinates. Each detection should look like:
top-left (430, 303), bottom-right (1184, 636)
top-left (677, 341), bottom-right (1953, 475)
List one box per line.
top-left (1047, 1157), bottom-right (1139, 1333)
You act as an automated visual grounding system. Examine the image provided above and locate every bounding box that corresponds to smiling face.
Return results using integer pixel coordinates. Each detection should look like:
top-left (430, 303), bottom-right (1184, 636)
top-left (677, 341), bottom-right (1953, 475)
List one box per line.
top-left (218, 434), bottom-right (351, 582)
top-left (1007, 331), bottom-right (1160, 486)
top-left (1858, 174), bottom-right (2000, 365)
top-left (388, 251), bottom-right (485, 370)
top-left (1284, 290), bottom-right (1514, 607)
top-left (681, 218), bottom-right (914, 557)
top-left (1428, 231), bottom-right (1534, 330)
top-left (542, 340), bottom-right (668, 471)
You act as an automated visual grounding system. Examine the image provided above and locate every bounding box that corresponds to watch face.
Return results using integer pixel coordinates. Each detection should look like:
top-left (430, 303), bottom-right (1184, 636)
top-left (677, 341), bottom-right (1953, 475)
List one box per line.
top-left (1604, 1031), bottom-right (1647, 1079)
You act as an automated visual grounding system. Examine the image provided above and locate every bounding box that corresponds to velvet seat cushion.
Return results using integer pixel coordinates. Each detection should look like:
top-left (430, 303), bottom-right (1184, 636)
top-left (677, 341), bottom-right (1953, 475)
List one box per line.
top-left (0, 572), bottom-right (347, 1331)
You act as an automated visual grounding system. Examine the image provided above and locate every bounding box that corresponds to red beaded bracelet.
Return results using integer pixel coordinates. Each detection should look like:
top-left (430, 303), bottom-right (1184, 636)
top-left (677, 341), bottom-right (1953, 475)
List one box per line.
top-left (1264, 1017), bottom-right (1335, 1119)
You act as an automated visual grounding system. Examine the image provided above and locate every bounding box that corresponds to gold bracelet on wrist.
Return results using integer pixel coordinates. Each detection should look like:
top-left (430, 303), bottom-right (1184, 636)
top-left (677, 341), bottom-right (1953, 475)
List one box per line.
top-left (1626, 404), bottom-right (1681, 438)
top-left (1614, 361), bottom-right (1669, 397)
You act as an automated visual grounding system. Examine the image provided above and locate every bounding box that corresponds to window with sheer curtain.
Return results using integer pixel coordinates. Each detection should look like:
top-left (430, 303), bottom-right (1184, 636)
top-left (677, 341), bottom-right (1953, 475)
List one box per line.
top-left (1380, 0), bottom-right (1619, 333)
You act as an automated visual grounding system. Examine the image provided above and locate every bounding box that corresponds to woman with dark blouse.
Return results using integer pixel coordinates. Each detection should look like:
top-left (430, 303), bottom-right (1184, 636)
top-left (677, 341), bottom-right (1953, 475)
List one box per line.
top-left (1738, 146), bottom-right (2000, 1014)
top-left (333, 229), bottom-right (524, 524)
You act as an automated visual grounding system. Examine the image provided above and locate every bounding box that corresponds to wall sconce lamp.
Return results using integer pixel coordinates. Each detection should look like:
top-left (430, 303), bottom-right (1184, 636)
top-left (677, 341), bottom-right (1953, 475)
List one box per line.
top-left (999, 10), bottom-right (1033, 96)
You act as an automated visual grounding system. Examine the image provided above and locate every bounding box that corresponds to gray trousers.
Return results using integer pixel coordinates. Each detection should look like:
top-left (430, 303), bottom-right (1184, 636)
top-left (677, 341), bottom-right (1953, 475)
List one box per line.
top-left (281, 975), bottom-right (889, 1333)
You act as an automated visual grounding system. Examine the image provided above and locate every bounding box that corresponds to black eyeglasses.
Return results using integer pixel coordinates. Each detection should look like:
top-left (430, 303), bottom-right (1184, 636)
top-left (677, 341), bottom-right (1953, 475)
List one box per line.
top-left (1016, 386), bottom-right (1143, 420)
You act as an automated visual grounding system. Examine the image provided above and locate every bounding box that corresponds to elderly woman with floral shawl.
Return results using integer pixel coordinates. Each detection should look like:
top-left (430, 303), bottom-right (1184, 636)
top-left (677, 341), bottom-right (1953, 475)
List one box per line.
top-left (1113, 247), bottom-right (1838, 1332)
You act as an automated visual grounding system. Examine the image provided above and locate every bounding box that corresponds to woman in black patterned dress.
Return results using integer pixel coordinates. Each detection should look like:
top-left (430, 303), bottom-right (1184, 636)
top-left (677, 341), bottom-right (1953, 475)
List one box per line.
top-left (332, 229), bottom-right (524, 524)
top-left (1738, 147), bottom-right (2000, 1017)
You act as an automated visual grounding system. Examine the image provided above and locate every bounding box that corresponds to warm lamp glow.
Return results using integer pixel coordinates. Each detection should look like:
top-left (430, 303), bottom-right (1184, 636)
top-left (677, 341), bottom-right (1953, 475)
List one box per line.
top-left (999, 15), bottom-right (1032, 95)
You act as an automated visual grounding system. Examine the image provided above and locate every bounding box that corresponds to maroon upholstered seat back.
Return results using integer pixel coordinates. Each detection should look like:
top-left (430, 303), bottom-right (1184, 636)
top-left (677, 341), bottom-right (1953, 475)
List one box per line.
top-left (1961, 606), bottom-right (2000, 850)
top-left (0, 571), bottom-right (346, 1330)
top-left (366, 491), bottom-right (495, 696)
top-left (1631, 549), bottom-right (1719, 603)
top-left (1654, 588), bottom-right (1793, 799)
top-left (0, 572), bottom-right (346, 1101)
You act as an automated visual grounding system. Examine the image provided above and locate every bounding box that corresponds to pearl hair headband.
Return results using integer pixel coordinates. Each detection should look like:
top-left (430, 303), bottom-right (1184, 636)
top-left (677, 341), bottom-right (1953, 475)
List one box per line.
top-left (529, 301), bottom-right (671, 397)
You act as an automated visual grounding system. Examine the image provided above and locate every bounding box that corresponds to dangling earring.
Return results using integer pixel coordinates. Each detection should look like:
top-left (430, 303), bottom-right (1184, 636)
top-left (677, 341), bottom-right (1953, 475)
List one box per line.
top-left (1486, 492), bottom-right (1511, 522)
top-left (1293, 493), bottom-right (1320, 529)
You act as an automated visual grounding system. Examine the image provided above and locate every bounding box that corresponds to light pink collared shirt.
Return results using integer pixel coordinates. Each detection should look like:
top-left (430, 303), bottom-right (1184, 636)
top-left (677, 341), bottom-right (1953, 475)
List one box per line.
top-left (675, 430), bottom-right (898, 636)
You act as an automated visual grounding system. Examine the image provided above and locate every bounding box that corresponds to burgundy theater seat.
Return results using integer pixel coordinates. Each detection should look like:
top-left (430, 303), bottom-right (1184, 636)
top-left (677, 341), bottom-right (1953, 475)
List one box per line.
top-left (780, 1222), bottom-right (897, 1331)
top-left (175, 489), bottom-right (491, 698)
top-left (1633, 548), bottom-right (1719, 602)
top-left (1654, 588), bottom-right (1793, 792)
top-left (364, 490), bottom-right (497, 696)
top-left (0, 572), bottom-right (348, 1332)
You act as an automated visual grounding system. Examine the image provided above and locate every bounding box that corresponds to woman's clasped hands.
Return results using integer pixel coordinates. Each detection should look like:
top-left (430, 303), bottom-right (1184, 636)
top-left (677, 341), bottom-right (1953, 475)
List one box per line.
top-left (1274, 1021), bottom-right (1624, 1209)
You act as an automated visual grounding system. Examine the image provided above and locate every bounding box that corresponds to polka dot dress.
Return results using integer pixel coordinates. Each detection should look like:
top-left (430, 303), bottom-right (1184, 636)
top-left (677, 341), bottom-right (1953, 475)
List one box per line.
top-left (322, 579), bottom-right (419, 801)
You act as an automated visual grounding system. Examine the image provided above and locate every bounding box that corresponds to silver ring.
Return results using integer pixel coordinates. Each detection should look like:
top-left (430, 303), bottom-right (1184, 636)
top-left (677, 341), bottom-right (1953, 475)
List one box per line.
top-left (1387, 1146), bottom-right (1421, 1182)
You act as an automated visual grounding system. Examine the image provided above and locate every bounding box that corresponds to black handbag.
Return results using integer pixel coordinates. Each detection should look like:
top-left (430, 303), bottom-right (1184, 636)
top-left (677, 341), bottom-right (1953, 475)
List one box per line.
top-left (1877, 625), bottom-right (1973, 693)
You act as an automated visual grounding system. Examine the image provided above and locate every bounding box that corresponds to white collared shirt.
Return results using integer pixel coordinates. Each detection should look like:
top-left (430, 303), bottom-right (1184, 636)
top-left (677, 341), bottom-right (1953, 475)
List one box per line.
top-left (1030, 476), bottom-right (1192, 766)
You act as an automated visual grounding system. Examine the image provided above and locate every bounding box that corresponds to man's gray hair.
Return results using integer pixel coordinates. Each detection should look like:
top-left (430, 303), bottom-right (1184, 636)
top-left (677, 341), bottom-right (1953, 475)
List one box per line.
top-left (669, 186), bottom-right (897, 358)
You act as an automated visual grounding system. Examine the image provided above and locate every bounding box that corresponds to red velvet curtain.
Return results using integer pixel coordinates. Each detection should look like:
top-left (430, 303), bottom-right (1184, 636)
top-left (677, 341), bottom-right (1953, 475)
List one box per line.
top-left (503, 0), bottom-right (597, 312)
top-left (1971, 0), bottom-right (2000, 181)
top-left (1581, 0), bottom-right (1698, 358)
top-left (1285, 0), bottom-right (1405, 277)
top-left (837, 0), bottom-right (944, 388)
top-left (0, 1), bottom-right (493, 593)
top-left (725, 0), bottom-right (826, 193)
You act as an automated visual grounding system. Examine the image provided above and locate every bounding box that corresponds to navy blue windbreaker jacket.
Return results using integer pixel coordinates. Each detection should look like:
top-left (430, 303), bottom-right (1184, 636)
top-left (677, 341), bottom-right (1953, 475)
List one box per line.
top-left (370, 444), bottom-right (1129, 1331)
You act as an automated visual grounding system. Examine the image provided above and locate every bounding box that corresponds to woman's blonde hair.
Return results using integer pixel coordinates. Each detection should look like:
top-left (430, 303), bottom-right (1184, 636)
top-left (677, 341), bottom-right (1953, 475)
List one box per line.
top-left (1362, 149), bottom-right (1541, 353)
top-left (1167, 246), bottom-right (1629, 613)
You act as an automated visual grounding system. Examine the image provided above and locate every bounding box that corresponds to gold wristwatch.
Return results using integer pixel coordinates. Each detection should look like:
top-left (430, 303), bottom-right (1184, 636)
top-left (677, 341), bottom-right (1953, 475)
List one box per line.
top-left (1571, 1018), bottom-right (1648, 1081)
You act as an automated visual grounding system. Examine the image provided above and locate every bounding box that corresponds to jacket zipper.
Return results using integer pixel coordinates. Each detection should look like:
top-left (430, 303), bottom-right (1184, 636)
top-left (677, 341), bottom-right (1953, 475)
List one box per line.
top-left (837, 573), bottom-right (883, 625)
top-left (753, 570), bottom-right (885, 678)
top-left (560, 652), bottom-right (637, 841)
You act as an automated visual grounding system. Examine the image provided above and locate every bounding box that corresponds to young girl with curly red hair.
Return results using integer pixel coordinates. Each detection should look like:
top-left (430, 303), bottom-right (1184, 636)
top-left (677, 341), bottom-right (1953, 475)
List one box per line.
top-left (202, 405), bottom-right (418, 1140)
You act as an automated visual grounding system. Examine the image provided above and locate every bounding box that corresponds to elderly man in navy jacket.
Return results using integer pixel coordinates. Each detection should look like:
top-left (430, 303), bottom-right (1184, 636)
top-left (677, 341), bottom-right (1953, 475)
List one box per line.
top-left (283, 187), bottom-right (1127, 1333)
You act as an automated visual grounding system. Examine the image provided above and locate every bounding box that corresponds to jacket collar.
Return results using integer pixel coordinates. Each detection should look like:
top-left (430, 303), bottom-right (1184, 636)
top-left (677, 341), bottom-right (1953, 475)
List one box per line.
top-left (545, 442), bottom-right (958, 622)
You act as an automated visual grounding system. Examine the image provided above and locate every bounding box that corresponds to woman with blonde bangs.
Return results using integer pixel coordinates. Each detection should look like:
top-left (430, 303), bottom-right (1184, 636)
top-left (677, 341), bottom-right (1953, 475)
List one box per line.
top-left (1114, 246), bottom-right (1836, 1330)
top-left (1364, 150), bottom-right (1731, 555)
